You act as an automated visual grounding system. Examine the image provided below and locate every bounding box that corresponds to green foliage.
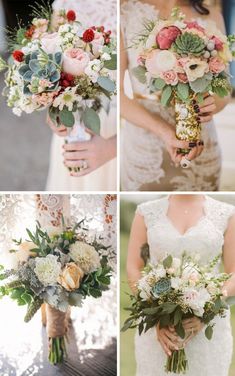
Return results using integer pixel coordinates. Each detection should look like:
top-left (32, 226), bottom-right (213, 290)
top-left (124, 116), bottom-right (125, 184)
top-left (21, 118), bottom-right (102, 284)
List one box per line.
top-left (78, 265), bottom-right (112, 299)
top-left (132, 66), bottom-right (147, 84)
top-left (189, 73), bottom-right (213, 93)
top-left (59, 108), bottom-right (75, 127)
top-left (173, 32), bottom-right (205, 56)
top-left (82, 107), bottom-right (101, 135)
top-left (163, 255), bottom-right (173, 269)
top-left (205, 325), bottom-right (213, 340)
top-left (177, 83), bottom-right (190, 101)
top-left (49, 337), bottom-right (66, 365)
top-left (24, 297), bottom-right (43, 322)
top-left (103, 54), bottom-right (117, 70)
top-left (152, 78), bottom-right (166, 91)
top-left (161, 85), bottom-right (173, 106)
top-left (97, 76), bottom-right (116, 93)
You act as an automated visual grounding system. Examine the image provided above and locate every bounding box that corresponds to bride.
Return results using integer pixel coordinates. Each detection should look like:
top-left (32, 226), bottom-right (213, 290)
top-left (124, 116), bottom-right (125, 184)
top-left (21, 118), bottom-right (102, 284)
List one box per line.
top-left (121, 0), bottom-right (231, 191)
top-left (46, 0), bottom-right (117, 191)
top-left (127, 194), bottom-right (235, 375)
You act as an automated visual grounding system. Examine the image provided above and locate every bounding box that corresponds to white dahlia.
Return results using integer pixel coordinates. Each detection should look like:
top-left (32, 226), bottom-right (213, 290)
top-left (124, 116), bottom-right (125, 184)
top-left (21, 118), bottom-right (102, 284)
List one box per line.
top-left (34, 254), bottom-right (61, 286)
top-left (69, 241), bottom-right (101, 274)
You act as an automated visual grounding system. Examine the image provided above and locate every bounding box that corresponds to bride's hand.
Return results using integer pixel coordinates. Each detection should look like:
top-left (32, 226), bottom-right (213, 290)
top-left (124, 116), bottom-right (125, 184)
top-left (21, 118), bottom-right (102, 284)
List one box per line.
top-left (63, 134), bottom-right (116, 177)
top-left (198, 94), bottom-right (216, 124)
top-left (156, 323), bottom-right (180, 356)
top-left (162, 126), bottom-right (204, 165)
top-left (46, 114), bottom-right (69, 137)
top-left (182, 317), bottom-right (204, 345)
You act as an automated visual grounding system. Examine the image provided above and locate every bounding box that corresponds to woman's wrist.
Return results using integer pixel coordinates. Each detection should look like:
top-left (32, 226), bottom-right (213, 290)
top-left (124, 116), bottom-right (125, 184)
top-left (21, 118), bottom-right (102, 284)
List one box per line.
top-left (105, 135), bottom-right (117, 162)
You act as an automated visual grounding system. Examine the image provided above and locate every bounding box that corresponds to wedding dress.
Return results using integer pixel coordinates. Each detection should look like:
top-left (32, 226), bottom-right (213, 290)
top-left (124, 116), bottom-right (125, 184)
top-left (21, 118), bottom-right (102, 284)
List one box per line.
top-left (135, 196), bottom-right (234, 376)
top-left (46, 0), bottom-right (117, 191)
top-left (121, 0), bottom-right (221, 191)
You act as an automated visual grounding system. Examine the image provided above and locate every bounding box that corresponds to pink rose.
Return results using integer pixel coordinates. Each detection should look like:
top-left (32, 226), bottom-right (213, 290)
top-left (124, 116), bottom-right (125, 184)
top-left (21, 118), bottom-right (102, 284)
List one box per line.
top-left (210, 36), bottom-right (224, 51)
top-left (63, 48), bottom-right (90, 76)
top-left (91, 31), bottom-right (105, 57)
top-left (178, 73), bottom-right (188, 83)
top-left (40, 32), bottom-right (61, 54)
top-left (161, 70), bottom-right (178, 85)
top-left (156, 26), bottom-right (181, 50)
top-left (185, 21), bottom-right (205, 33)
top-left (209, 57), bottom-right (225, 74)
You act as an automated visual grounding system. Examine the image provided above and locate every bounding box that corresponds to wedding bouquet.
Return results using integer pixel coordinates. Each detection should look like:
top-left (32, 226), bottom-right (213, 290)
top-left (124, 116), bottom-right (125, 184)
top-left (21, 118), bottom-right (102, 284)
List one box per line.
top-left (0, 2), bottom-right (116, 169)
top-left (132, 8), bottom-right (235, 155)
top-left (0, 220), bottom-right (112, 364)
top-left (122, 253), bottom-right (232, 374)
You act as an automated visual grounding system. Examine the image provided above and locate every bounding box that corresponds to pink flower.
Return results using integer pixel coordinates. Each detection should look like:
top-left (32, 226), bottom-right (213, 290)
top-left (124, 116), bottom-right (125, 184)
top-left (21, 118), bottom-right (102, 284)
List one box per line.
top-left (145, 50), bottom-right (177, 77)
top-left (209, 57), bottom-right (225, 74)
top-left (91, 31), bottom-right (105, 57)
top-left (161, 70), bottom-right (178, 85)
top-left (178, 73), bottom-right (188, 83)
top-left (32, 92), bottom-right (58, 107)
top-left (210, 36), bottom-right (224, 51)
top-left (156, 26), bottom-right (181, 49)
top-left (185, 21), bottom-right (205, 33)
top-left (40, 32), bottom-right (61, 54)
top-left (63, 48), bottom-right (90, 76)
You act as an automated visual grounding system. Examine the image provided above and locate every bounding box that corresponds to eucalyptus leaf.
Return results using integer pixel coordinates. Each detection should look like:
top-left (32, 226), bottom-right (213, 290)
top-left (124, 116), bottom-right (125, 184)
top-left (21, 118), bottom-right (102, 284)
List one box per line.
top-left (121, 318), bottom-right (134, 332)
top-left (177, 83), bottom-right (189, 100)
top-left (153, 78), bottom-right (166, 90)
top-left (82, 107), bottom-right (100, 135)
top-left (132, 66), bottom-right (147, 84)
top-left (205, 325), bottom-right (213, 340)
top-left (23, 70), bottom-right (33, 82)
top-left (190, 76), bottom-right (211, 93)
top-left (68, 292), bottom-right (83, 307)
top-left (103, 54), bottom-right (117, 70)
top-left (163, 255), bottom-right (173, 269)
top-left (175, 322), bottom-right (185, 339)
top-left (161, 85), bottom-right (172, 106)
top-left (59, 109), bottom-right (75, 127)
top-left (97, 76), bottom-right (116, 92)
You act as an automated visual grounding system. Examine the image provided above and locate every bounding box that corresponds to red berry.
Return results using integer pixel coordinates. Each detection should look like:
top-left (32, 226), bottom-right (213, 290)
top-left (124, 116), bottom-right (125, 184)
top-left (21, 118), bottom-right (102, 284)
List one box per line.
top-left (12, 50), bottom-right (24, 62)
top-left (106, 30), bottom-right (112, 36)
top-left (91, 26), bottom-right (96, 30)
top-left (100, 26), bottom-right (105, 32)
top-left (82, 28), bottom-right (95, 43)
top-left (105, 38), bottom-right (110, 44)
top-left (62, 80), bottom-right (70, 88)
top-left (60, 72), bottom-right (66, 79)
top-left (66, 10), bottom-right (76, 22)
top-left (65, 73), bottom-right (74, 82)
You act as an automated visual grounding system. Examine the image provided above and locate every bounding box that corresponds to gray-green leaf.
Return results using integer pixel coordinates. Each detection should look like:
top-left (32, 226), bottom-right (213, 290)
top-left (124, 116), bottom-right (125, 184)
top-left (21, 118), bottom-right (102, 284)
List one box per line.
top-left (163, 255), bottom-right (173, 269)
top-left (97, 76), bottom-right (116, 92)
top-left (59, 109), bottom-right (75, 127)
top-left (104, 54), bottom-right (117, 70)
top-left (177, 83), bottom-right (189, 100)
top-left (161, 85), bottom-right (172, 106)
top-left (82, 107), bottom-right (100, 135)
top-left (132, 66), bottom-right (147, 84)
top-left (153, 78), bottom-right (166, 90)
top-left (205, 325), bottom-right (213, 340)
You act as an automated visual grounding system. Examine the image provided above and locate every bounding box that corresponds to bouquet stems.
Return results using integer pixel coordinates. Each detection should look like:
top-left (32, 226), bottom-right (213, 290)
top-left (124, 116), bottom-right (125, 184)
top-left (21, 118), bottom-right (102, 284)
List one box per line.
top-left (174, 94), bottom-right (201, 155)
top-left (165, 348), bottom-right (188, 374)
top-left (49, 336), bottom-right (67, 364)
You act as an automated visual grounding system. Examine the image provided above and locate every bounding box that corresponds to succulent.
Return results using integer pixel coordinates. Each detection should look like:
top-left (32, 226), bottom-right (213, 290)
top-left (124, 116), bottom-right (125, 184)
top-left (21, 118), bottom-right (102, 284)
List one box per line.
top-left (18, 50), bottom-right (62, 95)
top-left (152, 278), bottom-right (171, 297)
top-left (173, 32), bottom-right (205, 56)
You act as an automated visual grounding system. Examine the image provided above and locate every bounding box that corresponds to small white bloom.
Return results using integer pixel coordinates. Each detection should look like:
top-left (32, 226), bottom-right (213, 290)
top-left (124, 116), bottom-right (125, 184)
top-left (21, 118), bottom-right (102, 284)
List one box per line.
top-left (53, 87), bottom-right (78, 111)
top-left (102, 52), bottom-right (111, 61)
top-left (13, 107), bottom-right (22, 116)
top-left (34, 254), bottom-right (61, 286)
top-left (171, 277), bottom-right (182, 290)
top-left (69, 241), bottom-right (101, 274)
top-left (183, 287), bottom-right (210, 317)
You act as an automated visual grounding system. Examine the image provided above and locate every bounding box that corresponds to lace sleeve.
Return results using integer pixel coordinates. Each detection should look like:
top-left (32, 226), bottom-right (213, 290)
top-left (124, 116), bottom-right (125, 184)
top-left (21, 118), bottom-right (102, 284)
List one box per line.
top-left (136, 199), bottom-right (164, 230)
top-left (206, 197), bottom-right (235, 234)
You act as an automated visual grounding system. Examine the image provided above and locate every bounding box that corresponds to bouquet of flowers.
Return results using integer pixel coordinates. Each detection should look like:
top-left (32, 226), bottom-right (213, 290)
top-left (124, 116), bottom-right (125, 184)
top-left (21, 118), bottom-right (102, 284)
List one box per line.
top-left (0, 2), bottom-right (116, 170)
top-left (132, 8), bottom-right (235, 157)
top-left (122, 253), bottom-right (232, 374)
top-left (0, 220), bottom-right (112, 364)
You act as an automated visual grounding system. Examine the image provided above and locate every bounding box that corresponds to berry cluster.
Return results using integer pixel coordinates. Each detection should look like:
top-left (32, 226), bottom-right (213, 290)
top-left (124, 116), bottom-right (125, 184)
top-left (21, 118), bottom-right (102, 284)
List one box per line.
top-left (25, 25), bottom-right (36, 39)
top-left (60, 72), bottom-right (75, 88)
top-left (91, 26), bottom-right (112, 45)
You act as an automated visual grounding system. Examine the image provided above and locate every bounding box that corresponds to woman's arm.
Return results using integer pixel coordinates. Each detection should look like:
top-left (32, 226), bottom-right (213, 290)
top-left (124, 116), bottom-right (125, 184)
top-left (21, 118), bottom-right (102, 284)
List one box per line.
top-left (222, 213), bottom-right (235, 297)
top-left (126, 212), bottom-right (146, 293)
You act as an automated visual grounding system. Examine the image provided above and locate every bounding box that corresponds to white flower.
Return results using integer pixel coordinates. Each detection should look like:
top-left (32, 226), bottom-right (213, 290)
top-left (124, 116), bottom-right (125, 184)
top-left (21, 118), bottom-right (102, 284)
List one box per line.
top-left (85, 59), bottom-right (102, 83)
top-left (69, 241), bottom-right (101, 274)
top-left (182, 264), bottom-right (200, 284)
top-left (101, 52), bottom-right (111, 61)
top-left (13, 107), bottom-right (22, 116)
top-left (34, 254), bottom-right (61, 286)
top-left (145, 50), bottom-right (177, 77)
top-left (138, 276), bottom-right (152, 300)
top-left (171, 277), bottom-right (182, 290)
top-left (153, 265), bottom-right (166, 279)
top-left (53, 87), bottom-right (80, 111)
top-left (183, 287), bottom-right (210, 317)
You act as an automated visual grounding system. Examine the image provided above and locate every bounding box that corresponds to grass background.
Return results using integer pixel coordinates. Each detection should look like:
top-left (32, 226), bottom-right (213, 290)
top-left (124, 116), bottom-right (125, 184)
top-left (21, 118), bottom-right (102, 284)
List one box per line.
top-left (120, 195), bottom-right (235, 376)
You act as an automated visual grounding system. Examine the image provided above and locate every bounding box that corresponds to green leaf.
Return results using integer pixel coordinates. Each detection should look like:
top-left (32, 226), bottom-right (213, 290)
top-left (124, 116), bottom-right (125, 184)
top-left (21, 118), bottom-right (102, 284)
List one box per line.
top-left (161, 85), bottom-right (172, 106)
top-left (21, 292), bottom-right (33, 304)
top-left (177, 83), bottom-right (189, 101)
top-left (161, 303), bottom-right (176, 314)
top-left (132, 66), bottom-right (147, 84)
top-left (97, 275), bottom-right (111, 285)
top-left (153, 78), bottom-right (166, 90)
top-left (205, 325), bottom-right (213, 340)
top-left (97, 76), bottom-right (116, 92)
top-left (159, 314), bottom-right (170, 328)
top-left (103, 54), bottom-right (117, 70)
top-left (189, 76), bottom-right (211, 93)
top-left (82, 107), bottom-right (100, 135)
top-left (163, 255), bottom-right (173, 269)
top-left (138, 321), bottom-right (144, 336)
top-left (68, 292), bottom-right (83, 307)
top-left (175, 322), bottom-right (185, 339)
top-left (10, 288), bottom-right (25, 300)
top-left (121, 319), bottom-right (134, 332)
top-left (196, 93), bottom-right (204, 104)
top-left (89, 287), bottom-right (102, 298)
top-left (59, 109), bottom-right (75, 127)
top-left (142, 307), bottom-right (160, 315)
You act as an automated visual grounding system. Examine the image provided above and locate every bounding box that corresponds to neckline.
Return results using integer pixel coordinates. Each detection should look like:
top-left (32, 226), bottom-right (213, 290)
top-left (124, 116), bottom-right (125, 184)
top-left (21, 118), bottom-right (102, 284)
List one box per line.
top-left (162, 195), bottom-right (208, 237)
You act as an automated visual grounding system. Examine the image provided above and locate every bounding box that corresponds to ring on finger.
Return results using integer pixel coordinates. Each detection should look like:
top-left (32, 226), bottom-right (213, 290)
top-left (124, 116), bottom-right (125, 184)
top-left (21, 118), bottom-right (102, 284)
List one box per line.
top-left (180, 156), bottom-right (191, 169)
top-left (80, 159), bottom-right (88, 171)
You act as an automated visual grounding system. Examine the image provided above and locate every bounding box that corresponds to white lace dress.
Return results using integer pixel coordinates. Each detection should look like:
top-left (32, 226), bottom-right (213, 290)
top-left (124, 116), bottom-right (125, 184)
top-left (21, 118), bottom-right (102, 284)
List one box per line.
top-left (121, 0), bottom-right (222, 191)
top-left (46, 0), bottom-right (117, 191)
top-left (135, 196), bottom-right (234, 376)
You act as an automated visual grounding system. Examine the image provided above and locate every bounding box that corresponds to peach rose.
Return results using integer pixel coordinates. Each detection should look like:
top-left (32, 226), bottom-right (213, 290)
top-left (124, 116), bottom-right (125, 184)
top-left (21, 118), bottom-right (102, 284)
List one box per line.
top-left (161, 70), bottom-right (178, 85)
top-left (58, 262), bottom-right (84, 291)
top-left (145, 50), bottom-right (177, 77)
top-left (63, 48), bottom-right (90, 76)
top-left (40, 32), bottom-right (61, 54)
top-left (209, 57), bottom-right (225, 74)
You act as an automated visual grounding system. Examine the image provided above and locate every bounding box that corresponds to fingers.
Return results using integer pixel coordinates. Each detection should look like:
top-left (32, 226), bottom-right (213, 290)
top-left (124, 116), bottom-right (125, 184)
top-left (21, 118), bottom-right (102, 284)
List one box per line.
top-left (198, 114), bottom-right (213, 123)
top-left (70, 167), bottom-right (93, 177)
top-left (158, 337), bottom-right (172, 356)
top-left (63, 141), bottom-right (91, 151)
top-left (199, 95), bottom-right (215, 108)
top-left (63, 151), bottom-right (89, 161)
top-left (64, 158), bottom-right (89, 168)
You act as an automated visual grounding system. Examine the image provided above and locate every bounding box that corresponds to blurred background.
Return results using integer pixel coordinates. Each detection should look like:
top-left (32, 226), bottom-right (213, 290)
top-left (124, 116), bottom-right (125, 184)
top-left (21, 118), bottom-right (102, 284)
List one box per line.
top-left (120, 193), bottom-right (235, 376)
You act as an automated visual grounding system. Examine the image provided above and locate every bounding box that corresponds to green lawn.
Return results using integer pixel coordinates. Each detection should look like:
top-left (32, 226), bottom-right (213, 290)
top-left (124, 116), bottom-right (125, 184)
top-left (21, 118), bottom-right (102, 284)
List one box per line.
top-left (120, 232), bottom-right (235, 376)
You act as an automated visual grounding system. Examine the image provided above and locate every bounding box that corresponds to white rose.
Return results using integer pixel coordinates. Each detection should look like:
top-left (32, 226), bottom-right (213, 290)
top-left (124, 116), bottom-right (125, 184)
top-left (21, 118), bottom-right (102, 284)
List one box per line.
top-left (69, 241), bottom-right (100, 274)
top-left (153, 266), bottom-right (166, 279)
top-left (145, 50), bottom-right (177, 77)
top-left (40, 32), bottom-right (62, 54)
top-left (171, 277), bottom-right (182, 290)
top-left (183, 287), bottom-right (210, 317)
top-left (91, 32), bottom-right (105, 57)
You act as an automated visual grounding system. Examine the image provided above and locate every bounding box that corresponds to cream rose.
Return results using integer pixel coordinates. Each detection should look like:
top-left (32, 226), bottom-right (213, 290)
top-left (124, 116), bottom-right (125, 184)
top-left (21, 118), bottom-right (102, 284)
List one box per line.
top-left (69, 241), bottom-right (101, 274)
top-left (183, 58), bottom-right (209, 82)
top-left (58, 262), bottom-right (84, 291)
top-left (63, 48), bottom-right (90, 76)
top-left (145, 50), bottom-right (177, 77)
top-left (40, 32), bottom-right (61, 54)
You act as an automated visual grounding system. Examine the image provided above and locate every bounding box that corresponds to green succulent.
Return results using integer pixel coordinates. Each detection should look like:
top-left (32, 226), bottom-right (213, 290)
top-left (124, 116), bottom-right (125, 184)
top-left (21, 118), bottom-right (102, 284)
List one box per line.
top-left (152, 278), bottom-right (171, 297)
top-left (173, 32), bottom-right (205, 56)
top-left (18, 50), bottom-right (62, 95)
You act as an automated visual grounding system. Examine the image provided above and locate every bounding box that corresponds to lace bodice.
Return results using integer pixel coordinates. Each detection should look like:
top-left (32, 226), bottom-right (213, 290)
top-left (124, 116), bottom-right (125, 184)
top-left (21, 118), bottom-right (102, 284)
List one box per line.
top-left (137, 196), bottom-right (235, 266)
top-left (53, 0), bottom-right (117, 33)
